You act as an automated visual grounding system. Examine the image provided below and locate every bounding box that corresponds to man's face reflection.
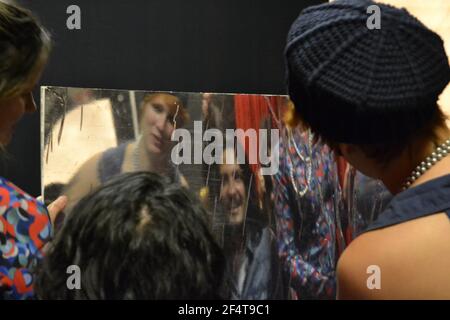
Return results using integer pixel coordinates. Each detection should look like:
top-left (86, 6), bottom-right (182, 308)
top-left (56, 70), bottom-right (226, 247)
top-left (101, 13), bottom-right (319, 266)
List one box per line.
top-left (220, 149), bottom-right (247, 225)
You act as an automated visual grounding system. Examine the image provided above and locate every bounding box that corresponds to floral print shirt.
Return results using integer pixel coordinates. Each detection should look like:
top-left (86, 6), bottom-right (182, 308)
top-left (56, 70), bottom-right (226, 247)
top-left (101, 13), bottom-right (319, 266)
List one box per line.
top-left (0, 177), bottom-right (51, 299)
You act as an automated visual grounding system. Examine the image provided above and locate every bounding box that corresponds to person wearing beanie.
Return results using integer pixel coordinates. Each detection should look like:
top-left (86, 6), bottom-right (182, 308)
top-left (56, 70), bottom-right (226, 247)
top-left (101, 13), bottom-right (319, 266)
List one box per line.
top-left (285, 0), bottom-right (450, 299)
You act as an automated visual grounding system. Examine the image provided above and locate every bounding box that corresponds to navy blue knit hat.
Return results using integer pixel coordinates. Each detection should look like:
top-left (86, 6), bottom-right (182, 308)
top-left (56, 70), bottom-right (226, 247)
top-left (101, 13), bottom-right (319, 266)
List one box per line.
top-left (286, 0), bottom-right (450, 144)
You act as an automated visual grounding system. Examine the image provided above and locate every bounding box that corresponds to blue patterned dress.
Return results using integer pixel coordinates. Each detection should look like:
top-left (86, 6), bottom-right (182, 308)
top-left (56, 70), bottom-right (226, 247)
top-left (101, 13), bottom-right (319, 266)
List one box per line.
top-left (272, 127), bottom-right (344, 299)
top-left (0, 177), bottom-right (51, 299)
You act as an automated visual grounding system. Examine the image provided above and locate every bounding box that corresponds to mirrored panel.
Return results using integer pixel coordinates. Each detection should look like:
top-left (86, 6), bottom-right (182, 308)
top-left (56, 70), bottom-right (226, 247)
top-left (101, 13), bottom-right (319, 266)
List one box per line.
top-left (41, 86), bottom-right (391, 299)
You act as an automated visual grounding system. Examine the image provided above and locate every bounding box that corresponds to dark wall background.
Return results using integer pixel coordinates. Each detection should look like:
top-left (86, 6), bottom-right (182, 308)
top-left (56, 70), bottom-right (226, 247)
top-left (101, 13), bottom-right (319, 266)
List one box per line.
top-left (3, 0), bottom-right (324, 196)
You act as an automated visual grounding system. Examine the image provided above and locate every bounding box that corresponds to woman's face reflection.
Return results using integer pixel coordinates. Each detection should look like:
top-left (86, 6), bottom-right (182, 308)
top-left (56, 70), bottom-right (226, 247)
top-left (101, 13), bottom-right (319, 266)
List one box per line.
top-left (220, 149), bottom-right (247, 225)
top-left (141, 94), bottom-right (179, 156)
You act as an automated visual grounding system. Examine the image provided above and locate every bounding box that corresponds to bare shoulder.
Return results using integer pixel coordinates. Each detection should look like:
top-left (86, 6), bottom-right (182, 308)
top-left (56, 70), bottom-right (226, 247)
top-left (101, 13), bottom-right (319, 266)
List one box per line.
top-left (337, 228), bottom-right (387, 299)
top-left (338, 213), bottom-right (450, 299)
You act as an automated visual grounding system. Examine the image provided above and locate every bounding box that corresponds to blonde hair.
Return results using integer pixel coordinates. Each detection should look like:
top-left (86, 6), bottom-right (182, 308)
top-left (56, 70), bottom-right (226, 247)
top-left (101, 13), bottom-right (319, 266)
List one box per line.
top-left (0, 1), bottom-right (51, 99)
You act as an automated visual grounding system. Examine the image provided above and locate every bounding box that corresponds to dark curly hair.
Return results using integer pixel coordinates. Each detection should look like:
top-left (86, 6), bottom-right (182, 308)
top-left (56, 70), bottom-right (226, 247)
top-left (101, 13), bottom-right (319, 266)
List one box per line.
top-left (35, 172), bottom-right (224, 299)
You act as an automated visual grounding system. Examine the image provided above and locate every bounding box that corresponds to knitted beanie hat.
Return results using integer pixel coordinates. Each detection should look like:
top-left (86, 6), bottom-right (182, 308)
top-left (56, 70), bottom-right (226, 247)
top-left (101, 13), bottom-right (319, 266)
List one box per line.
top-left (286, 0), bottom-right (450, 144)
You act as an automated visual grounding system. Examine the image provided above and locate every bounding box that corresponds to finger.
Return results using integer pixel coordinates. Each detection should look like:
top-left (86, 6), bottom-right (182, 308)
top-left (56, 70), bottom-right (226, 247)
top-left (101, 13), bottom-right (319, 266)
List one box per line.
top-left (47, 195), bottom-right (68, 224)
top-left (48, 195), bottom-right (68, 212)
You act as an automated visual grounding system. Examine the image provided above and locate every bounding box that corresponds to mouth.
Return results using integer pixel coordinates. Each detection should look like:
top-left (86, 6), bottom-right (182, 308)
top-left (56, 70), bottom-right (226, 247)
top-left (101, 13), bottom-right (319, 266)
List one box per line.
top-left (228, 202), bottom-right (245, 224)
top-left (151, 133), bottom-right (163, 148)
top-left (231, 202), bottom-right (242, 210)
top-left (227, 198), bottom-right (243, 214)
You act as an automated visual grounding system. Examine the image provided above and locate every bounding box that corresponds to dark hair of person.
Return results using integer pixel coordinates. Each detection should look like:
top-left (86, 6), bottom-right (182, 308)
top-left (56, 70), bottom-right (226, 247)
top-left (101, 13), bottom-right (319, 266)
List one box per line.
top-left (35, 172), bottom-right (225, 299)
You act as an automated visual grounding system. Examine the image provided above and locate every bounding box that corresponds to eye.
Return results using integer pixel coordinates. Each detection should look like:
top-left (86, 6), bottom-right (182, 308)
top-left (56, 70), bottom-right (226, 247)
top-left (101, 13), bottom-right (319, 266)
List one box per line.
top-left (151, 103), bottom-right (164, 113)
top-left (233, 169), bottom-right (243, 181)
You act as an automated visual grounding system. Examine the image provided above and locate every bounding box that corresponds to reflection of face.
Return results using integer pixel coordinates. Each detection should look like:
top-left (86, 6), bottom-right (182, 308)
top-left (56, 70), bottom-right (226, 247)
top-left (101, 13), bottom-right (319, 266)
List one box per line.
top-left (220, 149), bottom-right (247, 225)
top-left (141, 94), bottom-right (180, 155)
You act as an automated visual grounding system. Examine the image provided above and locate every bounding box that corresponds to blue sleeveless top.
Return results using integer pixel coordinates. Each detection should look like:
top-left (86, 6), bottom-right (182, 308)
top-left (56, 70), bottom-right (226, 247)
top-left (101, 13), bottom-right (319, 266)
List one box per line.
top-left (363, 174), bottom-right (450, 233)
top-left (98, 143), bottom-right (128, 184)
top-left (98, 142), bottom-right (181, 184)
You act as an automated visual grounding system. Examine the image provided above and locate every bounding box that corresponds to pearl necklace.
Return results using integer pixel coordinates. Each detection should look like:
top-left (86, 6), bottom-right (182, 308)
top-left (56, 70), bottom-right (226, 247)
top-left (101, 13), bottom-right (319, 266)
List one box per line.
top-left (402, 138), bottom-right (450, 190)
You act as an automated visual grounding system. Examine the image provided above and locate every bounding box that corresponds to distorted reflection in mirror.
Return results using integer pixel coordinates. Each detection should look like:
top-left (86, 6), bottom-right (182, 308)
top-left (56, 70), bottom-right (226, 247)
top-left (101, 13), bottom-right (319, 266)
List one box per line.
top-left (41, 87), bottom-right (391, 299)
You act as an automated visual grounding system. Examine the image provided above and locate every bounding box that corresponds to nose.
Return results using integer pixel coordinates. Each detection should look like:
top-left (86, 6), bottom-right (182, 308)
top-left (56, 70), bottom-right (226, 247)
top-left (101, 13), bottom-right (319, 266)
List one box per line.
top-left (154, 113), bottom-right (166, 132)
top-left (222, 179), bottom-right (238, 202)
top-left (25, 93), bottom-right (37, 113)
